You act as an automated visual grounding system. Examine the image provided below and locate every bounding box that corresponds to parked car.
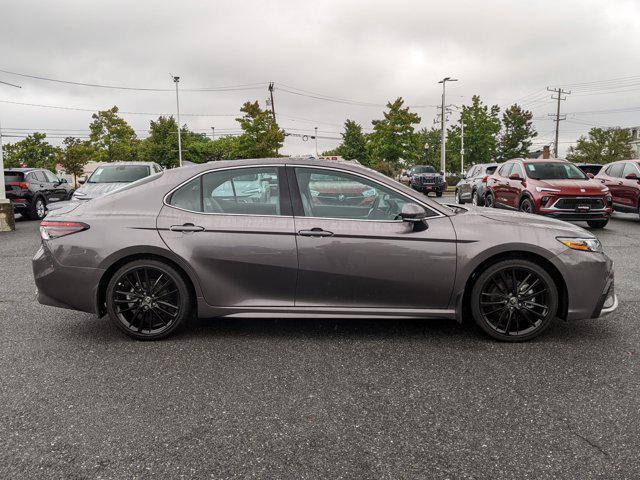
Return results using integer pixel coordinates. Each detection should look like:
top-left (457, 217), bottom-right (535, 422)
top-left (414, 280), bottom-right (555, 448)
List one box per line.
top-left (484, 158), bottom-right (613, 228)
top-left (575, 163), bottom-right (603, 177)
top-left (72, 162), bottom-right (162, 201)
top-left (408, 165), bottom-right (446, 197)
top-left (3, 168), bottom-right (75, 220)
top-left (595, 160), bottom-right (640, 218)
top-left (455, 163), bottom-right (498, 206)
top-left (34, 157), bottom-right (616, 342)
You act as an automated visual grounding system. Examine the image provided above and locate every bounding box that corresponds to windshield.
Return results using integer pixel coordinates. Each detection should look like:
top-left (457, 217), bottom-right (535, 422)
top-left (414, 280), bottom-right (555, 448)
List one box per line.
top-left (411, 166), bottom-right (436, 174)
top-left (524, 162), bottom-right (587, 180)
top-left (88, 165), bottom-right (150, 183)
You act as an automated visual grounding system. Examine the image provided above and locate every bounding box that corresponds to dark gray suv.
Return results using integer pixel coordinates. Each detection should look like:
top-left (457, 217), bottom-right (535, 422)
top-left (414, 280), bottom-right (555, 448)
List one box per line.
top-left (455, 163), bottom-right (498, 206)
top-left (33, 158), bottom-right (617, 342)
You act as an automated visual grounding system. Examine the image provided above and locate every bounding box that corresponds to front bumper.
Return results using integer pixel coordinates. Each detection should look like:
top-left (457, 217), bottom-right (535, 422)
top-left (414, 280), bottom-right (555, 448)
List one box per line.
top-left (412, 183), bottom-right (444, 192)
top-left (541, 210), bottom-right (611, 221)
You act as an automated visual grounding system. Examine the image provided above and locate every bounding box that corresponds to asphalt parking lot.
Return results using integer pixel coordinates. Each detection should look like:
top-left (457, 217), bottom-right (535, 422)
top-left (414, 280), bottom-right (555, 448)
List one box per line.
top-left (1, 211), bottom-right (640, 479)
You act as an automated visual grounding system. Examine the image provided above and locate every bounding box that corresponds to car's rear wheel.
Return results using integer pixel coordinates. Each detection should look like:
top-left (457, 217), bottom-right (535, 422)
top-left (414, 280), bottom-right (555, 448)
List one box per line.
top-left (471, 259), bottom-right (558, 342)
top-left (587, 219), bottom-right (609, 229)
top-left (26, 197), bottom-right (47, 220)
top-left (455, 189), bottom-right (464, 204)
top-left (472, 189), bottom-right (482, 206)
top-left (519, 197), bottom-right (535, 214)
top-left (484, 192), bottom-right (495, 208)
top-left (436, 190), bottom-right (443, 198)
top-left (106, 259), bottom-right (193, 340)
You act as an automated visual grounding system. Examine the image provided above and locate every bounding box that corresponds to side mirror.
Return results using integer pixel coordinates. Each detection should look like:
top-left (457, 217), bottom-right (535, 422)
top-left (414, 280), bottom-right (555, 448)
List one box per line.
top-left (78, 179), bottom-right (86, 185)
top-left (59, 178), bottom-right (68, 183)
top-left (625, 172), bottom-right (638, 180)
top-left (587, 173), bottom-right (595, 179)
top-left (509, 173), bottom-right (523, 181)
top-left (400, 203), bottom-right (428, 231)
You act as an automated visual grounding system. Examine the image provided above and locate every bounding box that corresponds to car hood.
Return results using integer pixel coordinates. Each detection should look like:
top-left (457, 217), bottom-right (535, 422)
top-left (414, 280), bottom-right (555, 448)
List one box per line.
top-left (73, 182), bottom-right (127, 199)
top-left (534, 179), bottom-right (606, 195)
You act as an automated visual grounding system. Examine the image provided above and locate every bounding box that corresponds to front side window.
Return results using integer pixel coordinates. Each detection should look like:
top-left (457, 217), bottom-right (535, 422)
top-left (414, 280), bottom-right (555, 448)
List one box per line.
top-left (295, 168), bottom-right (418, 221)
top-left (89, 165), bottom-right (150, 183)
top-left (168, 167), bottom-right (281, 215)
top-left (524, 162), bottom-right (587, 180)
top-left (511, 163), bottom-right (525, 178)
top-left (498, 163), bottom-right (513, 177)
top-left (43, 170), bottom-right (59, 183)
top-left (622, 162), bottom-right (640, 177)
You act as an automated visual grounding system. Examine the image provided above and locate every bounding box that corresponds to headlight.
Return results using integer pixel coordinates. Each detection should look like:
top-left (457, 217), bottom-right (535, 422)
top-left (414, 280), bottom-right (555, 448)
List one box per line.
top-left (557, 237), bottom-right (602, 253)
top-left (536, 187), bottom-right (561, 193)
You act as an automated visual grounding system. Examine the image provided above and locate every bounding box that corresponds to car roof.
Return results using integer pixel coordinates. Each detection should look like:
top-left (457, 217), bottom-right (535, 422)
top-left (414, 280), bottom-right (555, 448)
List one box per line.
top-left (4, 167), bottom-right (37, 172)
top-left (95, 162), bottom-right (157, 167)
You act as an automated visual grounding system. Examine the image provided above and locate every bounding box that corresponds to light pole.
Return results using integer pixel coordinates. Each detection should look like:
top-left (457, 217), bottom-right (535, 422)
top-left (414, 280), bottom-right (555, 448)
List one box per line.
top-left (460, 117), bottom-right (465, 175)
top-left (211, 126), bottom-right (215, 140)
top-left (0, 78), bottom-right (22, 232)
top-left (438, 77), bottom-right (457, 180)
top-left (172, 75), bottom-right (183, 167)
top-left (314, 127), bottom-right (318, 156)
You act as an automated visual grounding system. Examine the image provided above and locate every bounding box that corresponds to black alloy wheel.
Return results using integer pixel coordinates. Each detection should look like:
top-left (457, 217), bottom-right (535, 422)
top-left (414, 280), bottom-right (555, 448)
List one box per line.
top-left (484, 192), bottom-right (495, 208)
top-left (29, 197), bottom-right (47, 220)
top-left (520, 197), bottom-right (535, 214)
top-left (106, 259), bottom-right (192, 340)
top-left (471, 259), bottom-right (558, 341)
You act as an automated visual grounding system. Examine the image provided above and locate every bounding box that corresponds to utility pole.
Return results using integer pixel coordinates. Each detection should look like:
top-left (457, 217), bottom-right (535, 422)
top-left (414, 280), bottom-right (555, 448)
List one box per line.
top-left (172, 75), bottom-right (183, 167)
top-left (211, 127), bottom-right (215, 140)
top-left (268, 82), bottom-right (276, 122)
top-left (460, 118), bottom-right (465, 174)
top-left (314, 127), bottom-right (318, 156)
top-left (0, 78), bottom-right (22, 232)
top-left (547, 87), bottom-right (571, 157)
top-left (438, 77), bottom-right (458, 180)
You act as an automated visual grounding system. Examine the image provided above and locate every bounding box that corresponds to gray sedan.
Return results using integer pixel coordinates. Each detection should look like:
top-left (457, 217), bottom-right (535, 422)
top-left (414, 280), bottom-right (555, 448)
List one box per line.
top-left (33, 158), bottom-right (617, 341)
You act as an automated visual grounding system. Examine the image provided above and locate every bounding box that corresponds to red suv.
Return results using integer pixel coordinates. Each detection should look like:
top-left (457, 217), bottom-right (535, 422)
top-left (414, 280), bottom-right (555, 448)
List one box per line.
top-left (484, 158), bottom-right (613, 228)
top-left (595, 160), bottom-right (640, 219)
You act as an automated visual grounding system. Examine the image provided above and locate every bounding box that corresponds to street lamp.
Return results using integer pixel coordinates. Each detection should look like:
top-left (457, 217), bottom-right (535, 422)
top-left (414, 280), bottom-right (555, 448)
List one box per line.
top-left (438, 77), bottom-right (458, 180)
top-left (172, 75), bottom-right (183, 167)
top-left (0, 78), bottom-right (22, 232)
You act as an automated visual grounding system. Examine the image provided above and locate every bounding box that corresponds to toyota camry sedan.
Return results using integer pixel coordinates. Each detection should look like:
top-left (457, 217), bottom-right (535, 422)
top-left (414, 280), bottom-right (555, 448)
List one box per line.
top-left (33, 158), bottom-right (618, 341)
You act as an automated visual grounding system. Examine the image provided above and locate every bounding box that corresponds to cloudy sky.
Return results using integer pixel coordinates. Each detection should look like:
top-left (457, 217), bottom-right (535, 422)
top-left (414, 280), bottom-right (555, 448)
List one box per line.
top-left (1, 0), bottom-right (639, 158)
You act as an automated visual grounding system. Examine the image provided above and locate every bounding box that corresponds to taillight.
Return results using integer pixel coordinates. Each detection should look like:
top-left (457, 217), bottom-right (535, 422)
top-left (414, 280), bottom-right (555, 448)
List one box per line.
top-left (10, 181), bottom-right (29, 189)
top-left (482, 175), bottom-right (488, 183)
top-left (39, 221), bottom-right (89, 240)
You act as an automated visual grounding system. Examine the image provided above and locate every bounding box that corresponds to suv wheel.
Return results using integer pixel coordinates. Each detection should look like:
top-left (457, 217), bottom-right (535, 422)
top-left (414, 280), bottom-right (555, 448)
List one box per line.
top-left (436, 189), bottom-right (443, 198)
top-left (472, 190), bottom-right (483, 207)
top-left (27, 197), bottom-right (47, 220)
top-left (455, 189), bottom-right (464, 204)
top-left (484, 192), bottom-right (495, 208)
top-left (520, 197), bottom-right (535, 214)
top-left (106, 259), bottom-right (193, 340)
top-left (587, 219), bottom-right (609, 229)
top-left (471, 259), bottom-right (558, 342)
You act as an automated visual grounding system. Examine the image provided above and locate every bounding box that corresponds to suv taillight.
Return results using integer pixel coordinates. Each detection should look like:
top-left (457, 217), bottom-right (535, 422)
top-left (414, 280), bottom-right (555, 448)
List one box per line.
top-left (481, 175), bottom-right (488, 183)
top-left (39, 221), bottom-right (89, 240)
top-left (10, 181), bottom-right (29, 189)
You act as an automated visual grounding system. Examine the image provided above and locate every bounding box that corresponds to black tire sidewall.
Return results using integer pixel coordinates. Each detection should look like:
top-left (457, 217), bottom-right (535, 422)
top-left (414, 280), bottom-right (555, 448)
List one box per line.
top-left (28, 197), bottom-right (46, 220)
top-left (587, 219), bottom-right (609, 228)
top-left (520, 197), bottom-right (534, 214)
top-left (470, 259), bottom-right (558, 342)
top-left (485, 192), bottom-right (494, 208)
top-left (106, 259), bottom-right (192, 340)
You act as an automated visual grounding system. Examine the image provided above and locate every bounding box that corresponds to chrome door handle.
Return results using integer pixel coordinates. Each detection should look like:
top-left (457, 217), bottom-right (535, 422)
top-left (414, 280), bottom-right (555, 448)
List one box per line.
top-left (298, 228), bottom-right (334, 237)
top-left (170, 223), bottom-right (204, 232)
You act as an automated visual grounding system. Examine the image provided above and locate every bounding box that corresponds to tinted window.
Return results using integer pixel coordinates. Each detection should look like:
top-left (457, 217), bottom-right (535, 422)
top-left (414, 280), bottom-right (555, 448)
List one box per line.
top-left (202, 167), bottom-right (281, 215)
top-left (511, 163), bottom-right (525, 178)
top-left (31, 171), bottom-right (47, 182)
top-left (295, 168), bottom-right (417, 221)
top-left (410, 166), bottom-right (436, 174)
top-left (4, 171), bottom-right (24, 183)
top-left (498, 163), bottom-right (512, 177)
top-left (606, 163), bottom-right (624, 178)
top-left (169, 177), bottom-right (202, 212)
top-left (88, 165), bottom-right (150, 183)
top-left (467, 166), bottom-right (479, 178)
top-left (622, 162), bottom-right (639, 177)
top-left (485, 165), bottom-right (497, 175)
top-left (43, 170), bottom-right (59, 183)
top-left (524, 162), bottom-right (587, 180)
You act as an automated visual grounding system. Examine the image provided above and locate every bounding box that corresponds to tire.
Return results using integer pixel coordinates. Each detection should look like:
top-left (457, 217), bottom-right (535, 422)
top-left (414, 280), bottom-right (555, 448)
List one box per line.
top-left (484, 192), bottom-right (495, 208)
top-left (587, 219), bottom-right (609, 229)
top-left (519, 197), bottom-right (535, 214)
top-left (455, 189), bottom-right (464, 204)
top-left (26, 196), bottom-right (47, 220)
top-left (471, 259), bottom-right (558, 342)
top-left (436, 190), bottom-right (443, 198)
top-left (106, 259), bottom-right (193, 340)
top-left (472, 189), bottom-right (484, 207)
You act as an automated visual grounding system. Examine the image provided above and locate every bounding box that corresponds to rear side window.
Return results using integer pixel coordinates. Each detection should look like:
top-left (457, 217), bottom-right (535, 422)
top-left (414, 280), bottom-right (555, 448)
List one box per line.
top-left (607, 163), bottom-right (624, 178)
top-left (498, 163), bottom-right (512, 177)
top-left (485, 165), bottom-right (497, 175)
top-left (4, 172), bottom-right (24, 183)
top-left (622, 162), bottom-right (639, 177)
top-left (169, 177), bottom-right (202, 212)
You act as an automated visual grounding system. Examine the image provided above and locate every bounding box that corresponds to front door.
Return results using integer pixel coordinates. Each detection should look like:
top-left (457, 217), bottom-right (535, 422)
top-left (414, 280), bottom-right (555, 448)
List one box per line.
top-left (157, 166), bottom-right (298, 307)
top-left (288, 166), bottom-right (457, 310)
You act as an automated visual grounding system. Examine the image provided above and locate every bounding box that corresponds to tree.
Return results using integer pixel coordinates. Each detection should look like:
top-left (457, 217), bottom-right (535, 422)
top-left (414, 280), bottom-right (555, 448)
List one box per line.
top-left (498, 104), bottom-right (537, 160)
top-left (450, 95), bottom-right (501, 169)
top-left (567, 127), bottom-right (636, 164)
top-left (367, 97), bottom-right (422, 169)
top-left (89, 106), bottom-right (138, 162)
top-left (234, 101), bottom-right (284, 158)
top-left (2, 133), bottom-right (60, 171)
top-left (414, 127), bottom-right (441, 169)
top-left (59, 137), bottom-right (94, 186)
top-left (204, 135), bottom-right (241, 161)
top-left (325, 119), bottom-right (368, 163)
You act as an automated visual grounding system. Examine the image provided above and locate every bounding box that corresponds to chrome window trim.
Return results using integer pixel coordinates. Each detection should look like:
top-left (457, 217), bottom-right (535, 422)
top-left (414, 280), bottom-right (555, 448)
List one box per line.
top-left (163, 162), bottom-right (447, 220)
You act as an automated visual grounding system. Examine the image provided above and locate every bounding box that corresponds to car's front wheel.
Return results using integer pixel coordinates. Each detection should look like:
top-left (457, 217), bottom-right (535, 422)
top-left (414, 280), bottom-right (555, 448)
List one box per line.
top-left (471, 259), bottom-right (558, 342)
top-left (587, 219), bottom-right (609, 229)
top-left (436, 189), bottom-right (443, 198)
top-left (519, 197), bottom-right (535, 214)
top-left (106, 259), bottom-right (193, 340)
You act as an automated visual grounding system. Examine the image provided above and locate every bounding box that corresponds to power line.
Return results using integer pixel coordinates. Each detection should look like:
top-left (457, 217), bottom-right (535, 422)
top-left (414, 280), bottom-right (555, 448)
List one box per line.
top-left (546, 87), bottom-right (571, 157)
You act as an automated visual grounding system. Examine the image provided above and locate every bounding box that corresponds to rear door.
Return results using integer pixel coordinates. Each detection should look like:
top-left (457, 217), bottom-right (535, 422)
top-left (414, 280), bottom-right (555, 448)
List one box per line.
top-left (491, 163), bottom-right (512, 207)
top-left (42, 170), bottom-right (66, 202)
top-left (289, 166), bottom-right (456, 310)
top-left (157, 165), bottom-right (298, 308)
top-left (604, 163), bottom-right (625, 207)
top-left (620, 162), bottom-right (640, 208)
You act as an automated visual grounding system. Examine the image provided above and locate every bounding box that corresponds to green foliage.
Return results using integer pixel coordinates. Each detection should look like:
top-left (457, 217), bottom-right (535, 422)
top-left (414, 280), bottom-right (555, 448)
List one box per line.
top-left (453, 95), bottom-right (501, 167)
top-left (59, 137), bottom-right (94, 182)
top-left (2, 132), bottom-right (60, 171)
top-left (205, 135), bottom-right (242, 161)
top-left (566, 127), bottom-right (636, 164)
top-left (328, 119), bottom-right (368, 163)
top-left (498, 104), bottom-right (537, 160)
top-left (89, 106), bottom-right (138, 162)
top-left (367, 98), bottom-right (422, 168)
top-left (234, 101), bottom-right (284, 158)
top-left (416, 127), bottom-right (442, 170)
